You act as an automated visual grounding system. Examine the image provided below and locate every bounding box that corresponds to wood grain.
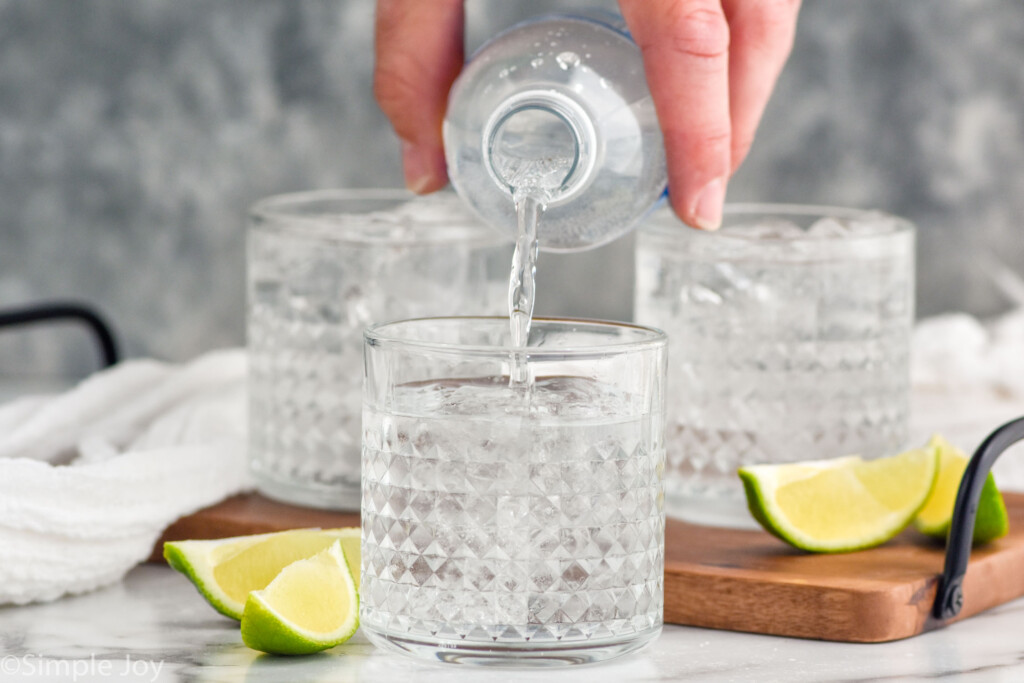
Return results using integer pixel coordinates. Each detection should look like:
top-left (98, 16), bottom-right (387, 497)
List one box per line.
top-left (150, 492), bottom-right (1024, 643)
top-left (149, 495), bottom-right (359, 562)
top-left (663, 493), bottom-right (1024, 642)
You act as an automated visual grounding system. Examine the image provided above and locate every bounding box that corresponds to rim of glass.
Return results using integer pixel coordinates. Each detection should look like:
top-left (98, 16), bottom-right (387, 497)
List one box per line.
top-left (642, 202), bottom-right (915, 242)
top-left (248, 188), bottom-right (508, 246)
top-left (365, 316), bottom-right (667, 357)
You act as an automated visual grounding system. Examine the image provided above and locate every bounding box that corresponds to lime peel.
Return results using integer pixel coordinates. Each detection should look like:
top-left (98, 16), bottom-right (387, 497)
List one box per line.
top-left (913, 434), bottom-right (1009, 544)
top-left (240, 540), bottom-right (359, 655)
top-left (740, 448), bottom-right (940, 553)
top-left (164, 528), bottom-right (360, 620)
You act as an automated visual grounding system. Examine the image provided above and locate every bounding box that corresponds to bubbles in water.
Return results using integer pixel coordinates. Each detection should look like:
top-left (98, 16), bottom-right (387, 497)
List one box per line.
top-left (555, 51), bottom-right (581, 70)
top-left (530, 57), bottom-right (544, 68)
top-left (489, 107), bottom-right (577, 193)
top-left (388, 377), bottom-right (640, 421)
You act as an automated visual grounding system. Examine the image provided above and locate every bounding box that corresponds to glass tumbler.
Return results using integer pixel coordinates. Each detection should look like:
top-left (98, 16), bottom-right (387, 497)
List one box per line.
top-left (247, 190), bottom-right (510, 510)
top-left (635, 204), bottom-right (915, 528)
top-left (360, 317), bottom-right (667, 666)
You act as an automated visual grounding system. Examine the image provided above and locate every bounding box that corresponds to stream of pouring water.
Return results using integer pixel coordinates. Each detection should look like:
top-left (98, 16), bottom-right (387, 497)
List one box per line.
top-left (493, 114), bottom-right (575, 388)
top-left (508, 189), bottom-right (543, 386)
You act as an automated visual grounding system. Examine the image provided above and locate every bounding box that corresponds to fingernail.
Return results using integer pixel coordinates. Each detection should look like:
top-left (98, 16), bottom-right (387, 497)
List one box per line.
top-left (402, 142), bottom-right (439, 194)
top-left (692, 177), bottom-right (726, 231)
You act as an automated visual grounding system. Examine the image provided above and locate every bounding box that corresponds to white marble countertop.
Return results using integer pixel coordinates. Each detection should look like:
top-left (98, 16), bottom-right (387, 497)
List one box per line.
top-left (0, 563), bottom-right (1022, 682)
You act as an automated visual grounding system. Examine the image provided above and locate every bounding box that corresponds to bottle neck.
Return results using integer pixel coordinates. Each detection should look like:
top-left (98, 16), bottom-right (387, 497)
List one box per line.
top-left (482, 90), bottom-right (597, 205)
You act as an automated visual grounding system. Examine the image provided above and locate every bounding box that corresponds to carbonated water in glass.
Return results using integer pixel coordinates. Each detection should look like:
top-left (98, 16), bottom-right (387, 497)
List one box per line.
top-left (360, 318), bottom-right (667, 666)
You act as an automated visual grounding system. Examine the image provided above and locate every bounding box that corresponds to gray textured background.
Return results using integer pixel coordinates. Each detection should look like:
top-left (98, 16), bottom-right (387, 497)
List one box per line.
top-left (1, 0), bottom-right (1022, 378)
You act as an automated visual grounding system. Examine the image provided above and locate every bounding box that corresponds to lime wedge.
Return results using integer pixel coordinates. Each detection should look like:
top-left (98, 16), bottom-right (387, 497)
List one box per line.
top-left (914, 434), bottom-right (1009, 544)
top-left (739, 449), bottom-right (939, 553)
top-left (241, 540), bottom-right (359, 655)
top-left (164, 528), bottom-right (360, 620)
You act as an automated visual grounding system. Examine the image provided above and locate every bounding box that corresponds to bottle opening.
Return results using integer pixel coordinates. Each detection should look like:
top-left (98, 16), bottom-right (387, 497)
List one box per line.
top-left (483, 91), bottom-right (596, 205)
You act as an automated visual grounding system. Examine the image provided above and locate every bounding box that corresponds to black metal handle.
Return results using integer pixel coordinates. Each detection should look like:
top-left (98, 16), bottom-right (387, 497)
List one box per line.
top-left (0, 301), bottom-right (120, 369)
top-left (933, 416), bottom-right (1024, 620)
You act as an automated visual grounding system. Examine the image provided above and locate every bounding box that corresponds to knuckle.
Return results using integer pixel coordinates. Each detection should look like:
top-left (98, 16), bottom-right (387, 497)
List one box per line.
top-left (700, 129), bottom-right (733, 154)
top-left (653, 4), bottom-right (731, 61)
top-left (665, 127), bottom-right (731, 166)
top-left (373, 66), bottom-right (431, 141)
top-left (373, 58), bottom-right (420, 117)
top-left (737, 0), bottom-right (799, 53)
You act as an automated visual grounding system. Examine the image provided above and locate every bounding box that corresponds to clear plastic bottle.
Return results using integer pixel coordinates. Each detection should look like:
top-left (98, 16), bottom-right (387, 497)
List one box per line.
top-left (443, 12), bottom-right (667, 252)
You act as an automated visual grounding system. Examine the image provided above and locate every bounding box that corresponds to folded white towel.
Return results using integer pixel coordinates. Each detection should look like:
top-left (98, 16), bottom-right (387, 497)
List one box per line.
top-left (0, 349), bottom-right (250, 605)
top-left (911, 310), bottom-right (1024, 400)
top-left (909, 306), bottom-right (1024, 490)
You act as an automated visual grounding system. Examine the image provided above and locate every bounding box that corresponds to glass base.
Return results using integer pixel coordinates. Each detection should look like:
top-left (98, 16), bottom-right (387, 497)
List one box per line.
top-left (666, 492), bottom-right (761, 530)
top-left (362, 625), bottom-right (661, 667)
top-left (252, 471), bottom-right (361, 511)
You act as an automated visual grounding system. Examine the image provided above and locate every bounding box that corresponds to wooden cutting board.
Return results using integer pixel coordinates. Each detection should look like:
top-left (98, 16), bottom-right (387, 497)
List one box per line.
top-left (151, 492), bottom-right (1024, 643)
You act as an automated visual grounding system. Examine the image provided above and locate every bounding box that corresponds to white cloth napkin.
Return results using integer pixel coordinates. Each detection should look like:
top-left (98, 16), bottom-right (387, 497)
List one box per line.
top-left (910, 307), bottom-right (1024, 490)
top-left (0, 349), bottom-right (250, 605)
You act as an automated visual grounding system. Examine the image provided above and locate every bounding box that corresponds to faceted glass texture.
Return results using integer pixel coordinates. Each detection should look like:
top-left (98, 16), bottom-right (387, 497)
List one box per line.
top-left (247, 191), bottom-right (509, 509)
top-left (635, 206), bottom-right (915, 527)
top-left (360, 318), bottom-right (667, 666)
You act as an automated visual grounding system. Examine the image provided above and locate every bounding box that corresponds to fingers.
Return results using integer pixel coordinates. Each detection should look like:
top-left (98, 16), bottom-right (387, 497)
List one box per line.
top-left (620, 0), bottom-right (732, 230)
top-left (374, 0), bottom-right (464, 193)
top-left (722, 0), bottom-right (800, 170)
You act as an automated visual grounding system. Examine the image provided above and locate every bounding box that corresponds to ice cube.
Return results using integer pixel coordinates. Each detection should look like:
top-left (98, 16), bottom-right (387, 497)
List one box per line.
top-left (361, 193), bottom-right (476, 240)
top-left (842, 212), bottom-right (909, 237)
top-left (679, 283), bottom-right (723, 306)
top-left (704, 263), bottom-right (767, 302)
top-left (722, 219), bottom-right (804, 240)
top-left (806, 217), bottom-right (850, 239)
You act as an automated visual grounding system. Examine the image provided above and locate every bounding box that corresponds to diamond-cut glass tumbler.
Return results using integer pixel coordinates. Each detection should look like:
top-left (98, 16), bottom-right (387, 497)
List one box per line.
top-left (247, 190), bottom-right (510, 510)
top-left (635, 205), bottom-right (915, 527)
top-left (360, 317), bottom-right (667, 666)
